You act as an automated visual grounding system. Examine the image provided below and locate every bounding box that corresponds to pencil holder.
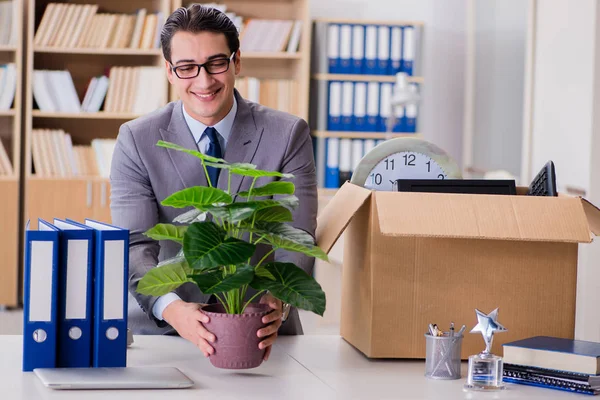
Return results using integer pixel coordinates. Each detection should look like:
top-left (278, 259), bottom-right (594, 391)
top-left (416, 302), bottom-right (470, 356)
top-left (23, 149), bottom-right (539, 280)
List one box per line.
top-left (424, 333), bottom-right (463, 380)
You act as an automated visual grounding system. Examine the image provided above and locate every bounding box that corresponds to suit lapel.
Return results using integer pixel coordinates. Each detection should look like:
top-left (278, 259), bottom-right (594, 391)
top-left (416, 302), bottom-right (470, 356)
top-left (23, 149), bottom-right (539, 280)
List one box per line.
top-left (159, 101), bottom-right (209, 189)
top-left (219, 91), bottom-right (263, 195)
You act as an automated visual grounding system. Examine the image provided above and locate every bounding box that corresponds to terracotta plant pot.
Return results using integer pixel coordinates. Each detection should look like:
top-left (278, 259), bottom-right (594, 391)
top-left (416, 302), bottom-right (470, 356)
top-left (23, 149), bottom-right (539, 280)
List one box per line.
top-left (200, 303), bottom-right (271, 369)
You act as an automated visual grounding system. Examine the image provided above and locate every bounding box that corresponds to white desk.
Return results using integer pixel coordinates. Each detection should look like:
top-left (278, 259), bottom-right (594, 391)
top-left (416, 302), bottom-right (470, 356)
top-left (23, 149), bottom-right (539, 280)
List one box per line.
top-left (0, 335), bottom-right (589, 399)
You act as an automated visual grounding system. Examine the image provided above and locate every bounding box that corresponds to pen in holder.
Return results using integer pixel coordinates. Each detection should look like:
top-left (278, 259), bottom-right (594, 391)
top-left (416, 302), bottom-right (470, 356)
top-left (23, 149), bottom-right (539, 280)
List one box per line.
top-left (424, 324), bottom-right (464, 380)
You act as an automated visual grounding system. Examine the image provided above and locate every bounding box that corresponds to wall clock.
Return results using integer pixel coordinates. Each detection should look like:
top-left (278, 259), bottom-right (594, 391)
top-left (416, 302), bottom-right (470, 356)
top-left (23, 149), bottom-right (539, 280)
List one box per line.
top-left (350, 137), bottom-right (462, 191)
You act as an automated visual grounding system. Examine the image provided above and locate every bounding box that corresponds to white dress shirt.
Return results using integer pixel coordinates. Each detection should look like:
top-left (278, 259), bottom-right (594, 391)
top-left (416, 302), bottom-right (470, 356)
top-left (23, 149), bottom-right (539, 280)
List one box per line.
top-left (152, 97), bottom-right (238, 321)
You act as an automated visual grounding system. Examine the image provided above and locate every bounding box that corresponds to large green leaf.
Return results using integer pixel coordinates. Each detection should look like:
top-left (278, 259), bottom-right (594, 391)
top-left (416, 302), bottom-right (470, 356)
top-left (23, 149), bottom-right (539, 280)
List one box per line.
top-left (239, 182), bottom-right (295, 197)
top-left (157, 140), bottom-right (226, 164)
top-left (192, 264), bottom-right (255, 295)
top-left (250, 262), bottom-right (326, 316)
top-left (252, 222), bottom-right (314, 245)
top-left (136, 262), bottom-right (194, 297)
top-left (251, 206), bottom-right (293, 223)
top-left (173, 208), bottom-right (206, 224)
top-left (207, 197), bottom-right (298, 223)
top-left (184, 222), bottom-right (256, 270)
top-left (205, 161), bottom-right (293, 179)
top-left (144, 224), bottom-right (188, 244)
top-left (247, 222), bottom-right (329, 261)
top-left (204, 161), bottom-right (257, 171)
top-left (162, 187), bottom-right (232, 209)
top-left (206, 203), bottom-right (257, 223)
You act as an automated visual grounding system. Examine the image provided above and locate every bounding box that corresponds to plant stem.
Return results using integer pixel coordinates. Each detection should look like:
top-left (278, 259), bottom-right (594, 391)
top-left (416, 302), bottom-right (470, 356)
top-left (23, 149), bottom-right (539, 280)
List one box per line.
top-left (256, 248), bottom-right (274, 269)
top-left (201, 160), bottom-right (212, 188)
top-left (241, 290), bottom-right (265, 313)
top-left (214, 293), bottom-right (227, 310)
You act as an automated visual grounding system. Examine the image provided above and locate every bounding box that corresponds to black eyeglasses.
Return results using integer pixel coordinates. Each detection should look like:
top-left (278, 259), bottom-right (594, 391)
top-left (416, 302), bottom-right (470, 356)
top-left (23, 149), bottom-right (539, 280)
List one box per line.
top-left (170, 53), bottom-right (235, 79)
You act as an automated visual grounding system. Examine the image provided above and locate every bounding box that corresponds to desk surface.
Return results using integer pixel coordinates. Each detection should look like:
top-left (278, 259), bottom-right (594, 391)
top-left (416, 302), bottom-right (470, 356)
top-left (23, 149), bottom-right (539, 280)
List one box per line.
top-left (0, 334), bottom-right (591, 399)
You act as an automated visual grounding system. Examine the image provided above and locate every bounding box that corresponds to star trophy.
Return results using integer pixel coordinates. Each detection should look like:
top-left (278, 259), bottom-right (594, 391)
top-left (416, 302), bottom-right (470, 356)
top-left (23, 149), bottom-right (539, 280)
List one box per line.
top-left (464, 308), bottom-right (507, 391)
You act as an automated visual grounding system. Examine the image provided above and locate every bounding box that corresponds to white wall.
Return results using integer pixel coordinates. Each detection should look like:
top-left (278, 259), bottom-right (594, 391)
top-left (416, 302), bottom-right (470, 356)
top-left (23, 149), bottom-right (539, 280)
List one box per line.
top-left (530, 0), bottom-right (596, 195)
top-left (470, 0), bottom-right (528, 179)
top-left (310, 0), bottom-right (468, 166)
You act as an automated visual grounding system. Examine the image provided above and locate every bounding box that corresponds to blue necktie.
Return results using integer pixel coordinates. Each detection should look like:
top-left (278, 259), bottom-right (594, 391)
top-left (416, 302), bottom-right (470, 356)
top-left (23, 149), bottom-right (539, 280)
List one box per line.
top-left (204, 127), bottom-right (222, 187)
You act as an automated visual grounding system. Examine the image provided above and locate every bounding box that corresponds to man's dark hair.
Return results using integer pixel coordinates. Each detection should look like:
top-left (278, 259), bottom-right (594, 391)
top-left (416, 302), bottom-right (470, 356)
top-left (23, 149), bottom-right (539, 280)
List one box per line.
top-left (161, 5), bottom-right (240, 63)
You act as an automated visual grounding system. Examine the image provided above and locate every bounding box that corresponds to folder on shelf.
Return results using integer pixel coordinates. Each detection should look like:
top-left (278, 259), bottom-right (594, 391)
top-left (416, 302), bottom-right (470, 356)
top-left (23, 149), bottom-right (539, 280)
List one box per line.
top-left (22, 219), bottom-right (60, 372)
top-left (364, 25), bottom-right (378, 75)
top-left (353, 82), bottom-right (367, 132)
top-left (366, 82), bottom-right (380, 132)
top-left (84, 219), bottom-right (129, 368)
top-left (351, 25), bottom-right (365, 74)
top-left (53, 219), bottom-right (95, 368)
top-left (377, 25), bottom-right (391, 75)
top-left (325, 138), bottom-right (340, 189)
top-left (390, 26), bottom-right (403, 75)
top-left (328, 81), bottom-right (342, 131)
top-left (402, 26), bottom-right (415, 76)
top-left (339, 24), bottom-right (353, 74)
top-left (327, 23), bottom-right (340, 73)
top-left (341, 81), bottom-right (354, 131)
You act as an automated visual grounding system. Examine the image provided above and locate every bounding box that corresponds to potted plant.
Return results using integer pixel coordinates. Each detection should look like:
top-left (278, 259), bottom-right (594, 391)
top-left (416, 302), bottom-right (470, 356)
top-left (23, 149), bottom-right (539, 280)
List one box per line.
top-left (136, 140), bottom-right (328, 369)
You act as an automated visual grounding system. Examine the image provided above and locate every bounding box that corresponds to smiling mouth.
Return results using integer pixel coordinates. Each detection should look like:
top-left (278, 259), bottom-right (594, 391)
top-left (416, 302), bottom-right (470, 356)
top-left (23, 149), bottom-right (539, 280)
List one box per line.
top-left (192, 88), bottom-right (221, 99)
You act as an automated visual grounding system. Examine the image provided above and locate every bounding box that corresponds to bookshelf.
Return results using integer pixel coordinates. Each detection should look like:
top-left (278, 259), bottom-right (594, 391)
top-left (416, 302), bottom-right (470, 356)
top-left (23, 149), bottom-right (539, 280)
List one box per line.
top-left (22, 0), bottom-right (171, 231)
top-left (170, 0), bottom-right (312, 121)
top-left (0, 0), bottom-right (22, 307)
top-left (310, 18), bottom-right (424, 191)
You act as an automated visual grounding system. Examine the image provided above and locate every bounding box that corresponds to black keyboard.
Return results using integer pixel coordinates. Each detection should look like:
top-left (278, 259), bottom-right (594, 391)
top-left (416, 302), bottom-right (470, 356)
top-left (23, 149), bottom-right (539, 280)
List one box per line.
top-left (527, 161), bottom-right (557, 196)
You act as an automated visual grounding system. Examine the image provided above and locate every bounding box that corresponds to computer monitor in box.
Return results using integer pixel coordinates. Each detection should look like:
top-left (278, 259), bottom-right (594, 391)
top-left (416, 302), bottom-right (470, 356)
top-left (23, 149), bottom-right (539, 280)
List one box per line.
top-left (394, 179), bottom-right (517, 195)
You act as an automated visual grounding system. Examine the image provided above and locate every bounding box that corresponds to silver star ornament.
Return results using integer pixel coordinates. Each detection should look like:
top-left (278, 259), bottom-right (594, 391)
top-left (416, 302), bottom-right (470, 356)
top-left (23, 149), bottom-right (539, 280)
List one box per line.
top-left (470, 308), bottom-right (507, 354)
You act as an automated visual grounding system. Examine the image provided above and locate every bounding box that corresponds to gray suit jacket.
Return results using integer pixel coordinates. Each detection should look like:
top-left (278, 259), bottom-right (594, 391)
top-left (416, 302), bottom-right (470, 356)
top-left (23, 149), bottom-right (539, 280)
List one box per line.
top-left (110, 90), bottom-right (318, 335)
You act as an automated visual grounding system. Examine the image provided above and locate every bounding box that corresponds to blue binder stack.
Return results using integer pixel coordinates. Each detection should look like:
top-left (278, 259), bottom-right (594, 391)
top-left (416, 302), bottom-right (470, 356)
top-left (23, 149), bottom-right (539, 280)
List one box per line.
top-left (311, 19), bottom-right (423, 190)
top-left (22, 218), bottom-right (129, 372)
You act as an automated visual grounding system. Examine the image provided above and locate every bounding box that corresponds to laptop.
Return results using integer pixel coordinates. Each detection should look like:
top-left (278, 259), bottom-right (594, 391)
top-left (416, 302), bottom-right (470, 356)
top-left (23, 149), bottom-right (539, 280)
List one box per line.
top-left (34, 366), bottom-right (194, 390)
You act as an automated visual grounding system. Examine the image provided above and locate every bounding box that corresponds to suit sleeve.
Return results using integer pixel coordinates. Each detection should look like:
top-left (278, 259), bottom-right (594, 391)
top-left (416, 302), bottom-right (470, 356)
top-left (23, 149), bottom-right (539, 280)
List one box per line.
top-left (109, 123), bottom-right (168, 328)
top-left (274, 118), bottom-right (318, 276)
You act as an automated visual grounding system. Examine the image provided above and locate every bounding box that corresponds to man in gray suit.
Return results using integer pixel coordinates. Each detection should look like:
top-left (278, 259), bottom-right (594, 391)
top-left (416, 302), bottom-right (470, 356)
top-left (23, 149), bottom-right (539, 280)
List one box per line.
top-left (110, 5), bottom-right (317, 361)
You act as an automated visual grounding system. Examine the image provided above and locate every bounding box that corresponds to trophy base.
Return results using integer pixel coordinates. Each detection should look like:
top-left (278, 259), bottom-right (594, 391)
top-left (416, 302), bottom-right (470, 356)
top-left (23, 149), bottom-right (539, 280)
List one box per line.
top-left (463, 352), bottom-right (505, 391)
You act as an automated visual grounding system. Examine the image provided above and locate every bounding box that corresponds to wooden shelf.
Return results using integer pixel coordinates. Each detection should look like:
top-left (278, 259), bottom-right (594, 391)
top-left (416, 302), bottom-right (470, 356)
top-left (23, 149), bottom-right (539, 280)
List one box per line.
top-left (32, 111), bottom-right (142, 120)
top-left (314, 18), bottom-right (425, 26)
top-left (0, 109), bottom-right (16, 117)
top-left (0, 175), bottom-right (18, 181)
top-left (312, 130), bottom-right (421, 139)
top-left (0, 45), bottom-right (17, 52)
top-left (28, 175), bottom-right (109, 182)
top-left (34, 46), bottom-right (162, 56)
top-left (312, 73), bottom-right (424, 84)
top-left (243, 52), bottom-right (301, 60)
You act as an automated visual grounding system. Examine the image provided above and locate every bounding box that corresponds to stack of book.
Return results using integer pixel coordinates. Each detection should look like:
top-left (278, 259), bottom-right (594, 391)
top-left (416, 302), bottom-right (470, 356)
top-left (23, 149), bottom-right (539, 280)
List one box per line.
top-left (34, 4), bottom-right (163, 50)
top-left (502, 336), bottom-right (600, 395)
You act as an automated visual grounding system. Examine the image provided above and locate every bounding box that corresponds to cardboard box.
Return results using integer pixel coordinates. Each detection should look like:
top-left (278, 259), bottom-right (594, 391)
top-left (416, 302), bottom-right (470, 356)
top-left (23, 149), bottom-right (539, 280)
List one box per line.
top-left (316, 182), bottom-right (600, 359)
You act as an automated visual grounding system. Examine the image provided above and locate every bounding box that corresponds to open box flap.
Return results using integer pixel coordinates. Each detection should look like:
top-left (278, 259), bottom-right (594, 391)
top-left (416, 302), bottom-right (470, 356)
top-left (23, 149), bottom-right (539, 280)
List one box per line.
top-left (316, 182), bottom-right (372, 254)
top-left (375, 191), bottom-right (592, 243)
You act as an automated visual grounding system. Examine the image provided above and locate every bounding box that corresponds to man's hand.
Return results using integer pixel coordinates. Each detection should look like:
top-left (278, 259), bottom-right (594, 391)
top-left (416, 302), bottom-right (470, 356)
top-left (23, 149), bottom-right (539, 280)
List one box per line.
top-left (163, 300), bottom-right (215, 358)
top-left (258, 293), bottom-right (283, 361)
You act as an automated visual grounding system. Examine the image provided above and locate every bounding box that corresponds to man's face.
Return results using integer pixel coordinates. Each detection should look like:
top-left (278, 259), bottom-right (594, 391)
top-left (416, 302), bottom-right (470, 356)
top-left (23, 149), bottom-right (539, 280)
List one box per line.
top-left (166, 30), bottom-right (241, 126)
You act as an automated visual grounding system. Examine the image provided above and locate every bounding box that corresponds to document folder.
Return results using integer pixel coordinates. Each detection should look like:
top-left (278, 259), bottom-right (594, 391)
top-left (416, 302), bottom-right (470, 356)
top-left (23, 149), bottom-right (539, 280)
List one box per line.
top-left (53, 219), bottom-right (94, 368)
top-left (22, 219), bottom-right (60, 372)
top-left (84, 219), bottom-right (129, 368)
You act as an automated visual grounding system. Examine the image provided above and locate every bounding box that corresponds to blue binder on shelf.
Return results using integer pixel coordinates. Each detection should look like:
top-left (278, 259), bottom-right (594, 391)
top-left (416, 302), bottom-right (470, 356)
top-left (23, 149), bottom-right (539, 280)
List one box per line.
top-left (325, 138), bottom-right (340, 189)
top-left (327, 23), bottom-right (341, 73)
top-left (53, 219), bottom-right (94, 368)
top-left (84, 219), bottom-right (129, 368)
top-left (22, 219), bottom-right (60, 372)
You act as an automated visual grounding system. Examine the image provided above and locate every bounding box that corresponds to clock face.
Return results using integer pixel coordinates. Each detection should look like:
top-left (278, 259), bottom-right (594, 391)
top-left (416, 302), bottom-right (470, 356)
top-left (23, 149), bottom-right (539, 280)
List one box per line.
top-left (350, 137), bottom-right (462, 190)
top-left (365, 151), bottom-right (448, 191)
